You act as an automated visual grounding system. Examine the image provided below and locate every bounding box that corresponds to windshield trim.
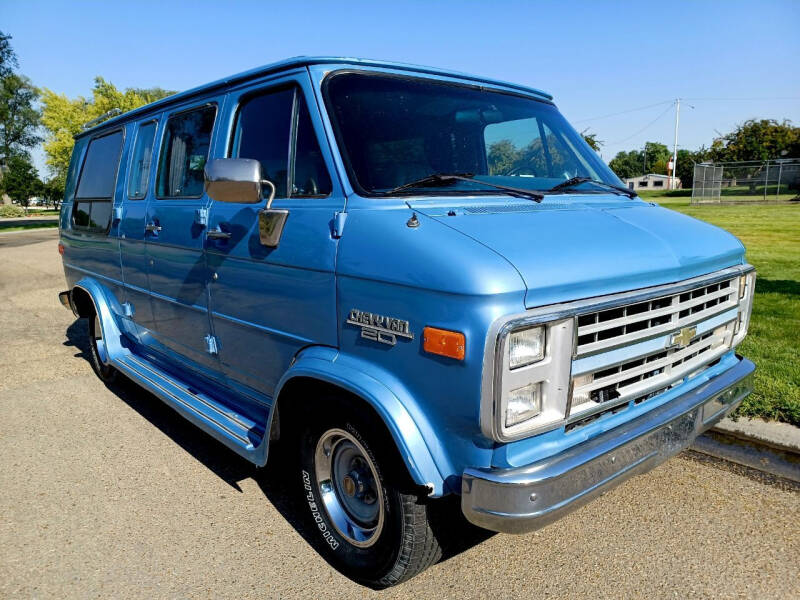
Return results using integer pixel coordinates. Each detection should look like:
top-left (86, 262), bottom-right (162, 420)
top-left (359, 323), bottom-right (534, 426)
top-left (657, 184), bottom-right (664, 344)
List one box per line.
top-left (321, 69), bottom-right (559, 200)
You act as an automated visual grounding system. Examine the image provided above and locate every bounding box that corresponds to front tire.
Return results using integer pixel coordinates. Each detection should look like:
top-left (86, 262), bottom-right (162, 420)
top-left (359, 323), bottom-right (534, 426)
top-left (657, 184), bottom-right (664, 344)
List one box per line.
top-left (87, 312), bottom-right (117, 383)
top-left (298, 408), bottom-right (441, 588)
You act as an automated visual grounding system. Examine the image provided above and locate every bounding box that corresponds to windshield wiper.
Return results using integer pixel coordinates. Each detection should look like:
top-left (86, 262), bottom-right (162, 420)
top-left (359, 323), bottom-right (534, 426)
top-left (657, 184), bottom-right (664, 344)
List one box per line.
top-left (384, 173), bottom-right (544, 202)
top-left (547, 176), bottom-right (637, 198)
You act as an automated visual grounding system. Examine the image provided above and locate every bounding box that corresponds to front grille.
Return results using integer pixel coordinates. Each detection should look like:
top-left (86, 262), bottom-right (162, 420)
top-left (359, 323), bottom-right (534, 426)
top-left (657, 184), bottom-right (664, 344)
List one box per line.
top-left (575, 278), bottom-right (739, 357)
top-left (569, 320), bottom-right (735, 427)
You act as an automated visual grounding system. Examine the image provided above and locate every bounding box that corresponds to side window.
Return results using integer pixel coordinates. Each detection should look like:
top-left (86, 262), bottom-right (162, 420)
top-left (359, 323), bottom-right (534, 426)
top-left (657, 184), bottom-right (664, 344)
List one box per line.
top-left (73, 130), bottom-right (123, 233)
top-left (156, 105), bottom-right (215, 198)
top-left (233, 86), bottom-right (331, 199)
top-left (293, 99), bottom-right (332, 196)
top-left (233, 88), bottom-right (294, 198)
top-left (127, 121), bottom-right (157, 199)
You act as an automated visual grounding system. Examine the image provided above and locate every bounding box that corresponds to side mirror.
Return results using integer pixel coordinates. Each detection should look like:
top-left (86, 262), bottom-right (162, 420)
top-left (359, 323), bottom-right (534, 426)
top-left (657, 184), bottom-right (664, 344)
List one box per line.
top-left (204, 158), bottom-right (287, 248)
top-left (204, 158), bottom-right (266, 205)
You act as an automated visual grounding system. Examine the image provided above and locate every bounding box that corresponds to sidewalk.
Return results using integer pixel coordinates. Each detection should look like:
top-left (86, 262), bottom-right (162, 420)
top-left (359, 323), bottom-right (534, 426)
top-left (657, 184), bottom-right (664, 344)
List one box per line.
top-left (693, 416), bottom-right (800, 482)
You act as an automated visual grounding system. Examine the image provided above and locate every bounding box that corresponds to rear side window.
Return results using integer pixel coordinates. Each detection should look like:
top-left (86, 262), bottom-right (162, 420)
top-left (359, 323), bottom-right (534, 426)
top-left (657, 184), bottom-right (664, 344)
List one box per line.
top-left (127, 121), bottom-right (157, 199)
top-left (157, 105), bottom-right (216, 198)
top-left (73, 130), bottom-right (123, 233)
top-left (232, 87), bottom-right (331, 199)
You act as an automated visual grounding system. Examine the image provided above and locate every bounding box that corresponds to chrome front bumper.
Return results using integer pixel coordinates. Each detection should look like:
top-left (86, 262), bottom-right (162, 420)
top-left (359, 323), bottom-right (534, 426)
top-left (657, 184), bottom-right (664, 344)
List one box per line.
top-left (461, 357), bottom-right (755, 534)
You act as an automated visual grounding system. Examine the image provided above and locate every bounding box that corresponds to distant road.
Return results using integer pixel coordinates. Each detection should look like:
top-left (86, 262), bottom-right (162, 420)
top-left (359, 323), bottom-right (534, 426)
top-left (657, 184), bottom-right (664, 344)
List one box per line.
top-left (0, 227), bottom-right (58, 248)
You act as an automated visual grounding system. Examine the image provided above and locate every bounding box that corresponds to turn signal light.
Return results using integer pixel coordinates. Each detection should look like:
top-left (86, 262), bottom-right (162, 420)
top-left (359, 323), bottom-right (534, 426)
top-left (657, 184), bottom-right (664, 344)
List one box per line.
top-left (423, 327), bottom-right (465, 360)
top-left (58, 242), bottom-right (65, 256)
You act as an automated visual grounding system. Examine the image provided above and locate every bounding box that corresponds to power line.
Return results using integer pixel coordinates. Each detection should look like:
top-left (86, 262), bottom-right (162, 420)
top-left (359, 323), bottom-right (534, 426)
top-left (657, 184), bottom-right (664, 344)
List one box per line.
top-left (606, 103), bottom-right (675, 145)
top-left (573, 100), bottom-right (673, 123)
top-left (682, 96), bottom-right (800, 102)
top-left (574, 96), bottom-right (799, 125)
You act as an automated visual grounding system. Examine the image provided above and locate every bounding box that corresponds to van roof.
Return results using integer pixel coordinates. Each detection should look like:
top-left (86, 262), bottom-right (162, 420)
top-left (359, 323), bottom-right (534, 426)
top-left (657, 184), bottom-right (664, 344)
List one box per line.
top-left (76, 56), bottom-right (553, 138)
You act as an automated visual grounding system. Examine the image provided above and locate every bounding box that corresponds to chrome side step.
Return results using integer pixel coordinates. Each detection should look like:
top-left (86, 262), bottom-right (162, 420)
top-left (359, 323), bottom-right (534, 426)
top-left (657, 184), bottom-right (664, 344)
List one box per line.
top-left (113, 353), bottom-right (268, 462)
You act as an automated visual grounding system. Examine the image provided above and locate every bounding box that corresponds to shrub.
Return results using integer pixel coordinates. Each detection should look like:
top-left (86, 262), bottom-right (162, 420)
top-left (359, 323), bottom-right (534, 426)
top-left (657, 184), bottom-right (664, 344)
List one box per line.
top-left (0, 204), bottom-right (27, 218)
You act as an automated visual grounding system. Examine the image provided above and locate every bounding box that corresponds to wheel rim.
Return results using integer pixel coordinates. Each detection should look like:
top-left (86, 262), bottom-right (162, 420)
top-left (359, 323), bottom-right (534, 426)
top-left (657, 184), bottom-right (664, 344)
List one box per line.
top-left (93, 314), bottom-right (108, 364)
top-left (314, 428), bottom-right (384, 548)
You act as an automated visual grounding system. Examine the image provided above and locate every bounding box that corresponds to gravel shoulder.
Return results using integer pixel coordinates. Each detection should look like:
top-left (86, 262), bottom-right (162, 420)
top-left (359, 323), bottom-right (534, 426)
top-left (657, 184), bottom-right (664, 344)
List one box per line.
top-left (2, 231), bottom-right (798, 599)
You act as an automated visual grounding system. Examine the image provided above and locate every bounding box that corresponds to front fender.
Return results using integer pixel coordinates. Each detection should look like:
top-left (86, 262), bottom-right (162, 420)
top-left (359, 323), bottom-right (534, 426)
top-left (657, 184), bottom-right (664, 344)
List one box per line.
top-left (274, 346), bottom-right (449, 496)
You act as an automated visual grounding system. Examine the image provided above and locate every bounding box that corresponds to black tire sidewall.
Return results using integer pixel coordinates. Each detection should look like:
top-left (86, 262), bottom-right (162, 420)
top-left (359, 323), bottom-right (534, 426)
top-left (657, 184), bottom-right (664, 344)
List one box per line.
top-left (87, 315), bottom-right (117, 383)
top-left (299, 414), bottom-right (405, 583)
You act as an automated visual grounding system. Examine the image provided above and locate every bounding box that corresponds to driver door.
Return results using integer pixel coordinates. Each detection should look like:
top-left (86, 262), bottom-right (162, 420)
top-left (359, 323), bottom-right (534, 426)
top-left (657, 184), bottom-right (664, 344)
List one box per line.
top-left (206, 74), bottom-right (344, 399)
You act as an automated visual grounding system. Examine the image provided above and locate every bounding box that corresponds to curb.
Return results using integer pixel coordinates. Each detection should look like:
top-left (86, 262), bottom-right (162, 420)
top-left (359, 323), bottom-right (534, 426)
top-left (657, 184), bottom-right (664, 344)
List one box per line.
top-left (690, 417), bottom-right (800, 482)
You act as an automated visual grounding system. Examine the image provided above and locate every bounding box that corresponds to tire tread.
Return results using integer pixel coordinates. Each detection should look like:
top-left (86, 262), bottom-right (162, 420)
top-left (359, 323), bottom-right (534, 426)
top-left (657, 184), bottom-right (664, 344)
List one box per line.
top-left (374, 493), bottom-right (442, 587)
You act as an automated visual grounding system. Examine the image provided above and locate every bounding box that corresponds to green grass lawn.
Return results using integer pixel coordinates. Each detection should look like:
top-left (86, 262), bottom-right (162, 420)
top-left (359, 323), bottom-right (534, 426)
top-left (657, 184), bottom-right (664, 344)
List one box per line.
top-left (640, 190), bottom-right (800, 426)
top-left (25, 208), bottom-right (60, 215)
top-left (0, 221), bottom-right (59, 232)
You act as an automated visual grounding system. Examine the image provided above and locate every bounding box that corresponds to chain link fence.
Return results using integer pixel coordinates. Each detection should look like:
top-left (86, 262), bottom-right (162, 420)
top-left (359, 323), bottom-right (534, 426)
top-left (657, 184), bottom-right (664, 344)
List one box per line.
top-left (691, 159), bottom-right (800, 204)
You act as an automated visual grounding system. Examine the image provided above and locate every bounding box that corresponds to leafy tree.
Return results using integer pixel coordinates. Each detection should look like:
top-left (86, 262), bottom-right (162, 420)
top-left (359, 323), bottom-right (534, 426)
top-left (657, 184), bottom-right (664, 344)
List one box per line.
top-left (581, 129), bottom-right (603, 152)
top-left (0, 31), bottom-right (17, 78)
top-left (674, 147), bottom-right (710, 188)
top-left (0, 31), bottom-right (41, 164)
top-left (41, 77), bottom-right (175, 185)
top-left (607, 150), bottom-right (640, 179)
top-left (608, 142), bottom-right (671, 179)
top-left (41, 178), bottom-right (65, 209)
top-left (0, 153), bottom-right (41, 212)
top-left (709, 119), bottom-right (800, 162)
top-left (487, 139), bottom-right (518, 175)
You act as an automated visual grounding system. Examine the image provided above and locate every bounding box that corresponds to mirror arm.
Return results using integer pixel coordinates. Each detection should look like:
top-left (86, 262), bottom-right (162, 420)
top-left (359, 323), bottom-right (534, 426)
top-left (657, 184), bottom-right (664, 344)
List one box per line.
top-left (261, 179), bottom-right (277, 208)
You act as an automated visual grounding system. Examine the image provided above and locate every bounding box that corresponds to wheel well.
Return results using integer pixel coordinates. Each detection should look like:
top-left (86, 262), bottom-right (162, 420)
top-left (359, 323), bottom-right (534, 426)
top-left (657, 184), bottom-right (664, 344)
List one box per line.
top-left (274, 376), bottom-right (423, 493)
top-left (70, 287), bottom-right (96, 318)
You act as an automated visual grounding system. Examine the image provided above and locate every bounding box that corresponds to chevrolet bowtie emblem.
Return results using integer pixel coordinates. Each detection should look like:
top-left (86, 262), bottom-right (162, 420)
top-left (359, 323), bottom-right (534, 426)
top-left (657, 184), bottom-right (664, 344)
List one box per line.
top-left (670, 326), bottom-right (697, 349)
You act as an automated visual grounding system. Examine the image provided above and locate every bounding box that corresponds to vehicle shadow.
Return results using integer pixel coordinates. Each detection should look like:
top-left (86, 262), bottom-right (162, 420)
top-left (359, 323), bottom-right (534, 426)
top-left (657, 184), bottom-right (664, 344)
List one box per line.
top-left (755, 278), bottom-right (800, 296)
top-left (254, 443), bottom-right (495, 572)
top-left (64, 318), bottom-right (495, 576)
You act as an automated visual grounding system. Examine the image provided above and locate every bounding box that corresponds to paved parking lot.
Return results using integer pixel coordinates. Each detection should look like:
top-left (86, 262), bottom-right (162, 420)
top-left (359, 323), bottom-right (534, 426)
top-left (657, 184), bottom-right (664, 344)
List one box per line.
top-left (2, 229), bottom-right (798, 599)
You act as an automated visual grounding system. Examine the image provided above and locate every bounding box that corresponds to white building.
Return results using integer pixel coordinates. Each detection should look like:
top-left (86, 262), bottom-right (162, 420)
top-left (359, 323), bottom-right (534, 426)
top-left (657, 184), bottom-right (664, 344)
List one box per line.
top-left (622, 173), bottom-right (681, 191)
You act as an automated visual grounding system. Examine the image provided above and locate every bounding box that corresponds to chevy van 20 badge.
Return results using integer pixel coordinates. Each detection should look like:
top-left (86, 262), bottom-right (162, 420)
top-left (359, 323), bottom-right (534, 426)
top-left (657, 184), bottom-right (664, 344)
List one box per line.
top-left (56, 57), bottom-right (756, 588)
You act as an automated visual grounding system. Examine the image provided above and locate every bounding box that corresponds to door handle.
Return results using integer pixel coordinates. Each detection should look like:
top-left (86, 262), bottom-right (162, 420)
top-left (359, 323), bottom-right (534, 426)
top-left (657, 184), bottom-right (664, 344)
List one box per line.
top-left (206, 227), bottom-right (231, 240)
top-left (145, 222), bottom-right (162, 234)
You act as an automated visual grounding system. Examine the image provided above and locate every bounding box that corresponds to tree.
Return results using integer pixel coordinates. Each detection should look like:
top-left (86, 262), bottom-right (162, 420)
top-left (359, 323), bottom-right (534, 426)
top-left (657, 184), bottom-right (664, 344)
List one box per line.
top-left (41, 77), bottom-right (175, 185)
top-left (0, 154), bottom-right (41, 212)
top-left (41, 178), bottom-right (64, 209)
top-left (608, 150), bottom-right (640, 179)
top-left (709, 119), bottom-right (800, 162)
top-left (675, 147), bottom-right (710, 189)
top-left (487, 139), bottom-right (519, 175)
top-left (0, 31), bottom-right (41, 165)
top-left (0, 31), bottom-right (17, 78)
top-left (581, 129), bottom-right (603, 152)
top-left (608, 142), bottom-right (671, 180)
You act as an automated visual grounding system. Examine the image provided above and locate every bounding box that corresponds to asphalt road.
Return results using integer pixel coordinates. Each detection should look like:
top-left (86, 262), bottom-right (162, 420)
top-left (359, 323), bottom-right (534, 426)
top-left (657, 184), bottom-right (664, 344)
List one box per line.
top-left (2, 229), bottom-right (798, 599)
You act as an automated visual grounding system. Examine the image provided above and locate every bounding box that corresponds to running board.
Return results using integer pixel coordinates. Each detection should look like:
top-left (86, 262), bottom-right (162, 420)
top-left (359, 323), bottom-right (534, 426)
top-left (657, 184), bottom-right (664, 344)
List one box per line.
top-left (113, 353), bottom-right (267, 462)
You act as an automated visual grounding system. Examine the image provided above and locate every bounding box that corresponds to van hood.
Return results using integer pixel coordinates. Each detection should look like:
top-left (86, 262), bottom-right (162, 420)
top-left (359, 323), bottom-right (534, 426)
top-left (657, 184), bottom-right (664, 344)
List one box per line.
top-left (408, 198), bottom-right (745, 308)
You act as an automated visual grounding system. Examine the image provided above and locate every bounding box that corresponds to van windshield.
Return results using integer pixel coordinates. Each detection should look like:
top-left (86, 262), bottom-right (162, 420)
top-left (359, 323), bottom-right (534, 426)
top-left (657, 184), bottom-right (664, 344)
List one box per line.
top-left (324, 72), bottom-right (623, 197)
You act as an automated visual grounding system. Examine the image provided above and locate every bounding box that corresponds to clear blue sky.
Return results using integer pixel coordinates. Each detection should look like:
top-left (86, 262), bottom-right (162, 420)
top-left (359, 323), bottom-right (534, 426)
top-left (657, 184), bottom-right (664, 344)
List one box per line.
top-left (3, 0), bottom-right (799, 176)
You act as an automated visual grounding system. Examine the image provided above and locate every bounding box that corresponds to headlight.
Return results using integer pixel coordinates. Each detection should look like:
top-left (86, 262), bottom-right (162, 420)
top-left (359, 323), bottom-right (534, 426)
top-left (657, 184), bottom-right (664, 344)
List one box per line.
top-left (508, 325), bottom-right (545, 369)
top-left (487, 317), bottom-right (575, 441)
top-left (505, 383), bottom-right (542, 427)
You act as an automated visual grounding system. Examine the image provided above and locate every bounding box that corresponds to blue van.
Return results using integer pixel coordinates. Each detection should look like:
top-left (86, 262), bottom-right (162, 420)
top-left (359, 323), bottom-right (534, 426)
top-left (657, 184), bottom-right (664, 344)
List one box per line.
top-left (58, 57), bottom-right (755, 587)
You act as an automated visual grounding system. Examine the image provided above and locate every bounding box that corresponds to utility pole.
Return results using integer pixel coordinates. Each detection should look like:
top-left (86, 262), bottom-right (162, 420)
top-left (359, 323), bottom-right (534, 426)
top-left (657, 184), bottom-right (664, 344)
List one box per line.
top-left (670, 98), bottom-right (680, 190)
top-left (643, 142), bottom-right (648, 175)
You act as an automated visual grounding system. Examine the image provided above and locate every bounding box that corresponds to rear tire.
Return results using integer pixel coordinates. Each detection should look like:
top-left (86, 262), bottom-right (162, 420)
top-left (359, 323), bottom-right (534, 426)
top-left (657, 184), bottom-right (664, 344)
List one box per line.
top-left (87, 312), bottom-right (117, 383)
top-left (298, 404), bottom-right (441, 588)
